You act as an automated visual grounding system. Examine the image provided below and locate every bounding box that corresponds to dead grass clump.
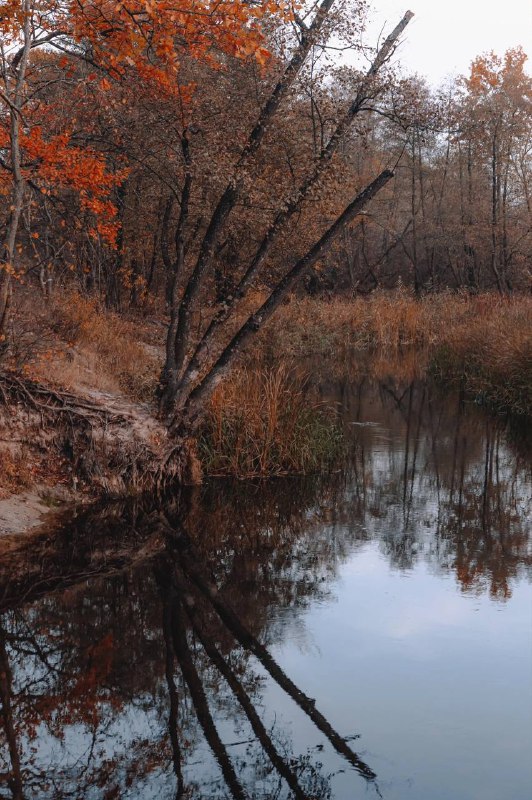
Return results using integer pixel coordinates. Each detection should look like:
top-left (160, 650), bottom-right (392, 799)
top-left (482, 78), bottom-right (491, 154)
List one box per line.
top-left (44, 291), bottom-right (159, 400)
top-left (199, 366), bottom-right (343, 477)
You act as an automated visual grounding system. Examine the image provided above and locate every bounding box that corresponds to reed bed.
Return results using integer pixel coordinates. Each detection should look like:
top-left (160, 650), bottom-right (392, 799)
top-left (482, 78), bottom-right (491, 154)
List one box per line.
top-left (259, 291), bottom-right (531, 417)
top-left (430, 300), bottom-right (532, 416)
top-left (262, 290), bottom-right (530, 355)
top-left (199, 365), bottom-right (342, 477)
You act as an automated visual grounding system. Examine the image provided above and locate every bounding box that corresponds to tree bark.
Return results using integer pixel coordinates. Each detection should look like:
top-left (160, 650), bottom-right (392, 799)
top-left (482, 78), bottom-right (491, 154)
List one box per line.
top-left (175, 11), bottom-right (414, 404)
top-left (171, 170), bottom-right (393, 433)
top-left (0, 0), bottom-right (32, 348)
top-left (161, 134), bottom-right (193, 407)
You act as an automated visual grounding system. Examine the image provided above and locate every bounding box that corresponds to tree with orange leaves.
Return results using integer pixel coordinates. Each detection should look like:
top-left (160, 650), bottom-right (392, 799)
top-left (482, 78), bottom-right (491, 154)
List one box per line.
top-left (0, 0), bottom-right (285, 340)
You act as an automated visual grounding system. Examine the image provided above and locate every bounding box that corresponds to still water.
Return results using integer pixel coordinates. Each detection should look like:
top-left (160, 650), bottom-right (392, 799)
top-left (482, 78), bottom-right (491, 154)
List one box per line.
top-left (1, 377), bottom-right (531, 799)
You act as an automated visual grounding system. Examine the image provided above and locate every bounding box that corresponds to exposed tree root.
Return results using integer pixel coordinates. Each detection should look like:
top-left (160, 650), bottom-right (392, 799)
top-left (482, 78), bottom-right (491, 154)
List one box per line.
top-left (0, 370), bottom-right (199, 497)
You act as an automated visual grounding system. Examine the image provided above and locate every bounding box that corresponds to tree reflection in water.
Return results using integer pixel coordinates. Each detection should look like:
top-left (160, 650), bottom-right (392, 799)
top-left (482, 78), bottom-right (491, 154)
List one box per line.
top-left (0, 378), bottom-right (530, 798)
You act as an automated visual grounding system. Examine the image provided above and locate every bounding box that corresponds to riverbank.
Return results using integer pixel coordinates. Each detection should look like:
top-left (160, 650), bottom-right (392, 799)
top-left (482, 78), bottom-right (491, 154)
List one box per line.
top-left (1, 289), bottom-right (530, 509)
top-left (259, 291), bottom-right (532, 416)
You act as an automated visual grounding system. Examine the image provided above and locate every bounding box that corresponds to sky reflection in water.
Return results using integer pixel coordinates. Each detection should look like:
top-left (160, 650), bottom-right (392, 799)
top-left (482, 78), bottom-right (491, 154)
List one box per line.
top-left (0, 377), bottom-right (531, 800)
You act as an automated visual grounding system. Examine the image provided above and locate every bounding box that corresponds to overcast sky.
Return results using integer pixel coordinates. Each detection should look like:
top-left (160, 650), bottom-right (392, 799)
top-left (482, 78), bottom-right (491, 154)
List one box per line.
top-left (367, 0), bottom-right (532, 84)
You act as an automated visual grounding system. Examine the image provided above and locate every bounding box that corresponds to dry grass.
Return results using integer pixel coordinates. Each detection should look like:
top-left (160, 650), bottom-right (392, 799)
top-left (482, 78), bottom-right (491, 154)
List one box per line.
top-left (430, 299), bottom-right (532, 416)
top-left (262, 290), bottom-right (530, 355)
top-left (259, 290), bottom-right (532, 416)
top-left (199, 365), bottom-right (343, 477)
top-left (11, 290), bottom-right (160, 401)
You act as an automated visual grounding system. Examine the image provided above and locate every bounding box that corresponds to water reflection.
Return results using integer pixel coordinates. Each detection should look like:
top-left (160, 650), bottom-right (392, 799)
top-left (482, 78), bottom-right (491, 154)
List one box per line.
top-left (0, 522), bottom-right (373, 799)
top-left (318, 376), bottom-right (532, 597)
top-left (0, 379), bottom-right (530, 799)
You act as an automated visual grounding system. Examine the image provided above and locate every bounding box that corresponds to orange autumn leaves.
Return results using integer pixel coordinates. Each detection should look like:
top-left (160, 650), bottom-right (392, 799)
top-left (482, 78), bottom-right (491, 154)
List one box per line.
top-left (21, 128), bottom-right (127, 245)
top-left (0, 121), bottom-right (124, 245)
top-left (0, 0), bottom-right (292, 248)
top-left (66, 0), bottom-right (283, 79)
top-left (466, 47), bottom-right (529, 94)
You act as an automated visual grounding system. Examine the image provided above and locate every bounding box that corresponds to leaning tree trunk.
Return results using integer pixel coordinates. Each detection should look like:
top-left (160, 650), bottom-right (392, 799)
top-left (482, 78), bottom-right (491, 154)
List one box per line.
top-left (169, 170), bottom-right (394, 438)
top-left (154, 171), bottom-right (395, 483)
top-left (159, 0), bottom-right (340, 407)
top-left (159, 9), bottom-right (414, 431)
top-left (172, 11), bottom-right (415, 410)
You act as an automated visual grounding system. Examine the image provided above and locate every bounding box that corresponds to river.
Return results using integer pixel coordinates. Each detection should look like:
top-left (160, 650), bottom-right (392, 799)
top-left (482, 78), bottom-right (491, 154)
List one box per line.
top-left (0, 374), bottom-right (531, 799)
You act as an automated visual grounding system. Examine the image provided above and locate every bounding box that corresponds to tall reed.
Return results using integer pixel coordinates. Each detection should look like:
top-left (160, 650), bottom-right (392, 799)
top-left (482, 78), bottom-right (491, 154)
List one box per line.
top-left (260, 291), bottom-right (531, 416)
top-left (199, 366), bottom-right (342, 477)
top-left (430, 299), bottom-right (532, 416)
top-left (263, 290), bottom-right (531, 355)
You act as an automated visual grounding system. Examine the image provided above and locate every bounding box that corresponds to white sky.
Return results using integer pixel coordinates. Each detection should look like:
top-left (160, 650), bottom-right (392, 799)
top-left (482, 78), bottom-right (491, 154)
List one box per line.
top-left (367, 0), bottom-right (532, 84)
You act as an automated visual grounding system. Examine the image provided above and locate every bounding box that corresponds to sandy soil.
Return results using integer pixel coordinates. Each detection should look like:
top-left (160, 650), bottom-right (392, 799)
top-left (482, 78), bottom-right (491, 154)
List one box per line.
top-left (0, 487), bottom-right (74, 537)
